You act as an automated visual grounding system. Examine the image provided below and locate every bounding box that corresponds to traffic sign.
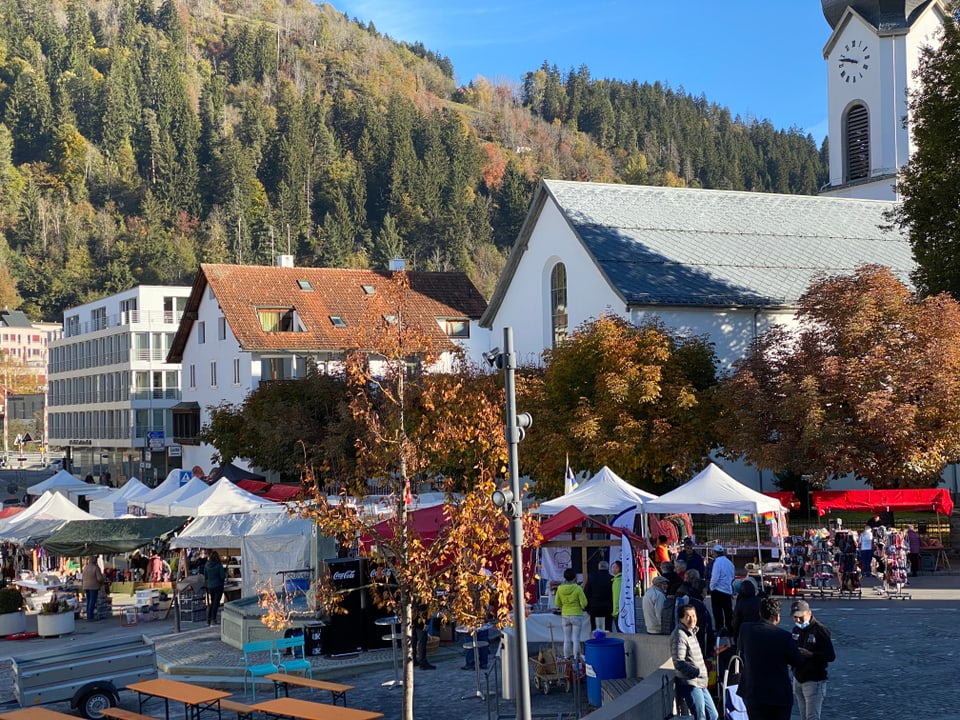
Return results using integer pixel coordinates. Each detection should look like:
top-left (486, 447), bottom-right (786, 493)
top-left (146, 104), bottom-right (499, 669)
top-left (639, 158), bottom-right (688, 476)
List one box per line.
top-left (147, 430), bottom-right (165, 450)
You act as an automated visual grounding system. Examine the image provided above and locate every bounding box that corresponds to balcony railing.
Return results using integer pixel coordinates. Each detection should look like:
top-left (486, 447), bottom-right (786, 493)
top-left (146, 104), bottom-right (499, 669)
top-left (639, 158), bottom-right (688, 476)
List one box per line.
top-left (62, 309), bottom-right (184, 338)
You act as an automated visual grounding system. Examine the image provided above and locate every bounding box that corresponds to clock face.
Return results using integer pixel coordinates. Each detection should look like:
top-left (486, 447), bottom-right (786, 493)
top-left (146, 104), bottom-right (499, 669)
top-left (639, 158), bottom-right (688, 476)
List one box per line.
top-left (837, 39), bottom-right (871, 84)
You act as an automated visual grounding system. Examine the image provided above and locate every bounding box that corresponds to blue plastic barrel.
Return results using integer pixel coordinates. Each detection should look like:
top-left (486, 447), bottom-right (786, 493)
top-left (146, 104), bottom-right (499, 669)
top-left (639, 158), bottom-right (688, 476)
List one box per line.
top-left (584, 637), bottom-right (626, 707)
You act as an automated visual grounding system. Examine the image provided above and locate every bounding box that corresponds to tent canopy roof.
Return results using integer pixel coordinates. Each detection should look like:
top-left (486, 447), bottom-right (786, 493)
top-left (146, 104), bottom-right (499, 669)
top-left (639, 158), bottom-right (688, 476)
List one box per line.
top-left (643, 463), bottom-right (787, 515)
top-left (192, 478), bottom-right (275, 516)
top-left (207, 462), bottom-right (266, 483)
top-left (41, 516), bottom-right (189, 555)
top-left (537, 466), bottom-right (657, 516)
top-left (538, 505), bottom-right (641, 543)
top-left (812, 489), bottom-right (954, 516)
top-left (27, 470), bottom-right (90, 496)
top-left (170, 507), bottom-right (312, 549)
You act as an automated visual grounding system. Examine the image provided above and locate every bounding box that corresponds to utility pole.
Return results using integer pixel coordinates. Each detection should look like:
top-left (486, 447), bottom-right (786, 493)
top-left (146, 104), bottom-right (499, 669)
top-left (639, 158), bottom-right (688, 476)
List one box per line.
top-left (489, 327), bottom-right (532, 720)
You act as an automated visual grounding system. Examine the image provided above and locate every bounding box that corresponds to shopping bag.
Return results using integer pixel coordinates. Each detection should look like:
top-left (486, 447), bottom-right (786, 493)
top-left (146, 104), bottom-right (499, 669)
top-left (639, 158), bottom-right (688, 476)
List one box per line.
top-left (723, 655), bottom-right (748, 720)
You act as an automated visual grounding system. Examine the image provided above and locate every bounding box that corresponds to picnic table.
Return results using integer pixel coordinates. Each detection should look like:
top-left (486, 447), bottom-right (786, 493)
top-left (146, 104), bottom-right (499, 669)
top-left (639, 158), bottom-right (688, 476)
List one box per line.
top-left (251, 698), bottom-right (381, 720)
top-left (126, 678), bottom-right (229, 720)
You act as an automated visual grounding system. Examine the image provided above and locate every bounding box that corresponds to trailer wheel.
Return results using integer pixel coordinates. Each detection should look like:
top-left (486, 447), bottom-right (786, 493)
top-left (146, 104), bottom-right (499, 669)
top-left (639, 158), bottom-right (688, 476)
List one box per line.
top-left (79, 687), bottom-right (117, 719)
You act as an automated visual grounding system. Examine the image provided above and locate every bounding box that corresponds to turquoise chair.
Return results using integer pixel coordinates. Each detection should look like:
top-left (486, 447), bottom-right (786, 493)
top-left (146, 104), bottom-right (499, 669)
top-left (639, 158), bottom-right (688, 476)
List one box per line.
top-left (274, 635), bottom-right (312, 678)
top-left (242, 639), bottom-right (279, 700)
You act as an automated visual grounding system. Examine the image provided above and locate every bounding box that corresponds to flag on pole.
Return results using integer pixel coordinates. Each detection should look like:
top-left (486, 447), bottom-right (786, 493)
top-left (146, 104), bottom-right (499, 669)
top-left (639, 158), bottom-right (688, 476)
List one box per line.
top-left (564, 456), bottom-right (579, 495)
top-left (618, 530), bottom-right (637, 633)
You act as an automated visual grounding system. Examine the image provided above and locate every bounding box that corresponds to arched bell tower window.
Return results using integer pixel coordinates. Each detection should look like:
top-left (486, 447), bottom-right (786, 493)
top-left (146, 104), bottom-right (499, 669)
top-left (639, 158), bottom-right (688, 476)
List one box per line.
top-left (550, 263), bottom-right (568, 348)
top-left (844, 103), bottom-right (870, 182)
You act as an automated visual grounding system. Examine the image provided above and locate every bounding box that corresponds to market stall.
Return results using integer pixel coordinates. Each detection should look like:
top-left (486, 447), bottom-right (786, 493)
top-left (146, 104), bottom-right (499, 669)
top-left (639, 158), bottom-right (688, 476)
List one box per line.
top-left (642, 463), bottom-right (788, 581)
top-left (88, 477), bottom-right (152, 518)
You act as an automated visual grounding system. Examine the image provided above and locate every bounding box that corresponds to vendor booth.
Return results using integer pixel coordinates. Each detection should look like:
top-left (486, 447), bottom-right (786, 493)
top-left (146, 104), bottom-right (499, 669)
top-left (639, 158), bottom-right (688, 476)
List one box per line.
top-left (642, 463), bottom-right (788, 579)
top-left (536, 465), bottom-right (657, 517)
top-left (40, 516), bottom-right (190, 556)
top-left (165, 477), bottom-right (274, 516)
top-left (811, 488), bottom-right (954, 516)
top-left (0, 490), bottom-right (97, 546)
top-left (26, 470), bottom-right (91, 497)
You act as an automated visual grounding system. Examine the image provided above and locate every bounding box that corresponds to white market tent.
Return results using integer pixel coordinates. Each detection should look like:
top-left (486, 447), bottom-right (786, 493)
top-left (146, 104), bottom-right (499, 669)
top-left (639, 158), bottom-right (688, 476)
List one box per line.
top-left (168, 477), bottom-right (274, 516)
top-left (27, 470), bottom-right (91, 496)
top-left (88, 478), bottom-right (152, 518)
top-left (127, 469), bottom-right (195, 515)
top-left (0, 490), bottom-right (97, 545)
top-left (536, 466), bottom-right (658, 592)
top-left (145, 476), bottom-right (209, 516)
top-left (642, 463), bottom-right (788, 574)
top-left (537, 465), bottom-right (658, 516)
top-left (170, 507), bottom-right (313, 596)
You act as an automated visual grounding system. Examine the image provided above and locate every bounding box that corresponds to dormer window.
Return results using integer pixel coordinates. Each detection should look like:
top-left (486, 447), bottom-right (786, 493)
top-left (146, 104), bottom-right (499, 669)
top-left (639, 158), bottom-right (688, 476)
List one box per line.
top-left (297, 280), bottom-right (314, 291)
top-left (329, 316), bottom-right (347, 328)
top-left (258, 307), bottom-right (302, 332)
top-left (441, 319), bottom-right (470, 338)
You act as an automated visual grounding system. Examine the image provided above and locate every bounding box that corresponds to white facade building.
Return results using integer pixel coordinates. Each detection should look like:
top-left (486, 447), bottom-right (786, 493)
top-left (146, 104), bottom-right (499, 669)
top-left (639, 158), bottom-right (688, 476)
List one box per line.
top-left (47, 286), bottom-right (191, 483)
top-left (167, 263), bottom-right (490, 475)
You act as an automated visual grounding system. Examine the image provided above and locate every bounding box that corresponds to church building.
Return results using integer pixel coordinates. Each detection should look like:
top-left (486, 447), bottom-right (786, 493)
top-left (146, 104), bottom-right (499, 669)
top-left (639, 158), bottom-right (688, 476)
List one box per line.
top-left (480, 1), bottom-right (947, 489)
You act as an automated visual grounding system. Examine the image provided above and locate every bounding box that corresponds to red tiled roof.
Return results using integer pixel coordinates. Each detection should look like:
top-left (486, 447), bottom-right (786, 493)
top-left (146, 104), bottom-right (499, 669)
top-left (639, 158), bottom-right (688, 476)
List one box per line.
top-left (169, 264), bottom-right (487, 361)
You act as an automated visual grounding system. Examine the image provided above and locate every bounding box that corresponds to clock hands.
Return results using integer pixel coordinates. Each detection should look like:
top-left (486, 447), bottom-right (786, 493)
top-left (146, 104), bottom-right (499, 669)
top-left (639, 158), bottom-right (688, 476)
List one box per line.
top-left (838, 56), bottom-right (859, 64)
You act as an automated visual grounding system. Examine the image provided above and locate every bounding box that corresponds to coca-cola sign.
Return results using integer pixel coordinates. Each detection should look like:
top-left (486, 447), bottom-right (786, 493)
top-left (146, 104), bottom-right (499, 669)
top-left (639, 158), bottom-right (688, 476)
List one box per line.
top-left (332, 570), bottom-right (356, 580)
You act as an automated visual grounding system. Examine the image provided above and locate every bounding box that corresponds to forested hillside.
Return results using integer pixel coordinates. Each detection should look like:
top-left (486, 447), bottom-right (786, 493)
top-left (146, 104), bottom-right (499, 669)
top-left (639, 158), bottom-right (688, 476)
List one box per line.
top-left (0, 0), bottom-right (828, 322)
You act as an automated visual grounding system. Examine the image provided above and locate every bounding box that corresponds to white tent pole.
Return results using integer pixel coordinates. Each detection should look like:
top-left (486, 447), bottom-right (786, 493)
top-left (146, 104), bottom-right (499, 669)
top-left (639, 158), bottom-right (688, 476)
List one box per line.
top-left (754, 509), bottom-right (764, 588)
top-left (639, 506), bottom-right (649, 593)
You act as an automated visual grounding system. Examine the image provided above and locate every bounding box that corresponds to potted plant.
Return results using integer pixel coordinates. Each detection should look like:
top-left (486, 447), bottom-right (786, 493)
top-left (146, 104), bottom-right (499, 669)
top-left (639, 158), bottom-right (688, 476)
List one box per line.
top-left (37, 596), bottom-right (76, 637)
top-left (0, 586), bottom-right (26, 636)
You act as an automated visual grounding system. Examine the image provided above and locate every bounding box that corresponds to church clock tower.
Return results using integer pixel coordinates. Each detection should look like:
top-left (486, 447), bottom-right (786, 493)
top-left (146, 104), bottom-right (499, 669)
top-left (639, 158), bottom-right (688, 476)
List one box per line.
top-left (820, 0), bottom-right (946, 200)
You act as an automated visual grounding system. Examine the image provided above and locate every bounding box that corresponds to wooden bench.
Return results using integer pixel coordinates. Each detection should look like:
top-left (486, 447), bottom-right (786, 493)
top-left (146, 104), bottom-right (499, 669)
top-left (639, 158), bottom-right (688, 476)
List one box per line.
top-left (99, 708), bottom-right (157, 720)
top-left (219, 699), bottom-right (257, 720)
top-left (263, 674), bottom-right (353, 707)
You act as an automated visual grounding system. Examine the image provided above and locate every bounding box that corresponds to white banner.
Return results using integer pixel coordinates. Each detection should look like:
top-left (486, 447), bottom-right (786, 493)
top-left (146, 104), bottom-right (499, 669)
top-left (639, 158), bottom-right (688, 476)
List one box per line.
top-left (609, 506), bottom-right (636, 566)
top-left (618, 531), bottom-right (636, 633)
top-left (539, 536), bottom-right (574, 582)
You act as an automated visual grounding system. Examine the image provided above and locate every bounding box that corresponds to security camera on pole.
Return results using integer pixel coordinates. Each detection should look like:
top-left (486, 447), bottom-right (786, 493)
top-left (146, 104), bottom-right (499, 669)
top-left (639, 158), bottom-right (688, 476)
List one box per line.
top-left (488, 328), bottom-right (533, 720)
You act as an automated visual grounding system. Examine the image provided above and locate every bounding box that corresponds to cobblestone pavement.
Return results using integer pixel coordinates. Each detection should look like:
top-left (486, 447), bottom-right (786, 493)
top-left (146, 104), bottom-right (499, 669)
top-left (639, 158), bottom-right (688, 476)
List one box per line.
top-left (2, 571), bottom-right (959, 720)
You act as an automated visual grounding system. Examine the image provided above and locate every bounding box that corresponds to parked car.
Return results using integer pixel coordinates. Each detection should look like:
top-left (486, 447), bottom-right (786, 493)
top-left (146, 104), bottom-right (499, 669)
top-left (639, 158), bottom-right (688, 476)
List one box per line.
top-left (46, 459), bottom-right (64, 472)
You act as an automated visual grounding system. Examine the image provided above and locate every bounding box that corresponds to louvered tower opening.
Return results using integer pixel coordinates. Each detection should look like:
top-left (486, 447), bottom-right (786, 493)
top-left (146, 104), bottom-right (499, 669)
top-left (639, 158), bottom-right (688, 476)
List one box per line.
top-left (845, 104), bottom-right (870, 181)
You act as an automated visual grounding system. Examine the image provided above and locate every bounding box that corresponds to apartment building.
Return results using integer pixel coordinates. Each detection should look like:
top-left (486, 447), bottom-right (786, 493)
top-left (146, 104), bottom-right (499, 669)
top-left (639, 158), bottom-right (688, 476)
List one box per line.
top-left (47, 286), bottom-right (191, 484)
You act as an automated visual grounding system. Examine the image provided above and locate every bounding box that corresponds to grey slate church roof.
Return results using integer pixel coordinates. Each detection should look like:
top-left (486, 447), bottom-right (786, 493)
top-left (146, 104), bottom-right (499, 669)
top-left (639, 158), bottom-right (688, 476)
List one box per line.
top-left (482, 179), bottom-right (915, 324)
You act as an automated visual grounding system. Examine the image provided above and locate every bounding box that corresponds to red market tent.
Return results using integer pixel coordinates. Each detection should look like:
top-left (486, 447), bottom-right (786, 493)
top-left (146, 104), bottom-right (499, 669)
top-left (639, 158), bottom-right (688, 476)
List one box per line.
top-left (811, 489), bottom-right (954, 517)
top-left (764, 491), bottom-right (801, 511)
top-left (538, 505), bottom-right (642, 543)
top-left (262, 484), bottom-right (301, 502)
top-left (236, 479), bottom-right (272, 495)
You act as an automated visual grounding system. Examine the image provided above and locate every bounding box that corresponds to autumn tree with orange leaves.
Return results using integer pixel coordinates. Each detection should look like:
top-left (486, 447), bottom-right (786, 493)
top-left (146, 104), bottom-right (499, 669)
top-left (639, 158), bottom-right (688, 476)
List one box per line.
top-left (520, 314), bottom-right (719, 497)
top-left (296, 272), bottom-right (538, 720)
top-left (717, 265), bottom-right (960, 489)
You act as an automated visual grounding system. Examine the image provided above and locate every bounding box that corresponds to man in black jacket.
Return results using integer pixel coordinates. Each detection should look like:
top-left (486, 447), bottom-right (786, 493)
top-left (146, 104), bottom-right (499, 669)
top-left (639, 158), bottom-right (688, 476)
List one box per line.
top-left (583, 560), bottom-right (614, 631)
top-left (737, 597), bottom-right (804, 720)
top-left (790, 600), bottom-right (836, 720)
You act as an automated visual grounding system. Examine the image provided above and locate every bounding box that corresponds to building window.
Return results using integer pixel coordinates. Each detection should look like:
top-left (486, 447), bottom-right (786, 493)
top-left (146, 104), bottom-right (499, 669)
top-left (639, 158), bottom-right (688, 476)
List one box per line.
top-left (442, 319), bottom-right (470, 338)
top-left (550, 262), bottom-right (568, 347)
top-left (263, 357), bottom-right (287, 381)
top-left (329, 316), bottom-right (347, 328)
top-left (258, 308), bottom-right (299, 332)
top-left (91, 306), bottom-right (107, 331)
top-left (218, 316), bottom-right (227, 340)
top-left (163, 296), bottom-right (187, 324)
top-left (66, 316), bottom-right (79, 337)
top-left (197, 321), bottom-right (206, 344)
top-left (844, 103), bottom-right (870, 182)
top-left (233, 358), bottom-right (241, 385)
top-left (172, 402), bottom-right (201, 445)
top-left (210, 361), bottom-right (217, 387)
top-left (189, 364), bottom-right (196, 389)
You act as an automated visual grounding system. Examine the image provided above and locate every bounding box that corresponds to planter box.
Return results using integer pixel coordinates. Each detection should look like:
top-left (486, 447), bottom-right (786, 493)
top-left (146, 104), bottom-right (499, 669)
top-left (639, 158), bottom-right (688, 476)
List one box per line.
top-left (37, 612), bottom-right (75, 638)
top-left (0, 610), bottom-right (26, 636)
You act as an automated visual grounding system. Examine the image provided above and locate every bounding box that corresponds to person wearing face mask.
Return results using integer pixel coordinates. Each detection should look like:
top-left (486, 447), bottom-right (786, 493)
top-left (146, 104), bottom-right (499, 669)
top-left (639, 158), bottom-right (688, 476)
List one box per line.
top-left (790, 600), bottom-right (836, 720)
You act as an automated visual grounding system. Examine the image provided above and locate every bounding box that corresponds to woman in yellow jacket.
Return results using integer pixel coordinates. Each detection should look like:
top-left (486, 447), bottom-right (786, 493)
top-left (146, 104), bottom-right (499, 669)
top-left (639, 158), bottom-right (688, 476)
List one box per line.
top-left (555, 567), bottom-right (589, 658)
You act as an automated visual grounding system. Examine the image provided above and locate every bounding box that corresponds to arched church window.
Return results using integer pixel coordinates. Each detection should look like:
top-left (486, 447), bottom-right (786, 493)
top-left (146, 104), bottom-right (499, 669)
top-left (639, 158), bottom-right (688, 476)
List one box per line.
top-left (550, 263), bottom-right (568, 347)
top-left (845, 104), bottom-right (870, 181)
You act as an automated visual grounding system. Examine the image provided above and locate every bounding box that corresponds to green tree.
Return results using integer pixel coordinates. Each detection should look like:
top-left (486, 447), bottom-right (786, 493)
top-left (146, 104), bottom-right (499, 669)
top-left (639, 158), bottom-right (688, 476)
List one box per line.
top-left (892, 4), bottom-right (960, 298)
top-left (716, 265), bottom-right (960, 488)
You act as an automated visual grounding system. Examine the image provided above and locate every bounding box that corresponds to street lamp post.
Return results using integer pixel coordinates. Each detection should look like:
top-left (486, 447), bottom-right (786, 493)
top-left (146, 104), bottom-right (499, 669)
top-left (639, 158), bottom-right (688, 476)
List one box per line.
top-left (488, 328), bottom-right (532, 720)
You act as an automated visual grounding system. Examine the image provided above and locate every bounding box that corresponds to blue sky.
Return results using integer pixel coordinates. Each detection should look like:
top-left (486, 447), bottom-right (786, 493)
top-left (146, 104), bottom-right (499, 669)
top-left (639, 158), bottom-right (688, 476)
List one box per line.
top-left (331, 1), bottom-right (833, 142)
